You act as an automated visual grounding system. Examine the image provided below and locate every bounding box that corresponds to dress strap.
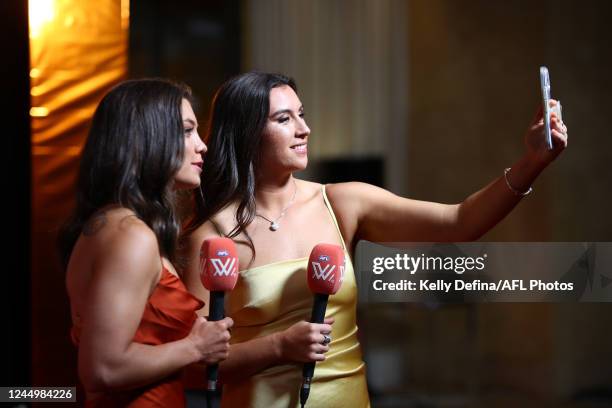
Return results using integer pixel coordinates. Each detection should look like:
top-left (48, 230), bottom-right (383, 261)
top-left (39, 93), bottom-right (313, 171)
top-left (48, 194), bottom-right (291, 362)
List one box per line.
top-left (321, 185), bottom-right (348, 252)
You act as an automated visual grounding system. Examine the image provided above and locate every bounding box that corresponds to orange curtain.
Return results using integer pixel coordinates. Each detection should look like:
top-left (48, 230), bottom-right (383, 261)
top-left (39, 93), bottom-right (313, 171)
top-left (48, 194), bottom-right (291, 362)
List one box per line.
top-left (29, 0), bottom-right (128, 387)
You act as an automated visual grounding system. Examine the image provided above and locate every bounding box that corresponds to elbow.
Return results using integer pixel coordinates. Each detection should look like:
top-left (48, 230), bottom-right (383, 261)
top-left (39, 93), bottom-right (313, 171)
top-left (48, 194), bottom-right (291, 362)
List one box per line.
top-left (79, 368), bottom-right (107, 393)
top-left (451, 204), bottom-right (487, 242)
top-left (463, 230), bottom-right (485, 242)
top-left (451, 226), bottom-right (486, 242)
top-left (78, 359), bottom-right (120, 393)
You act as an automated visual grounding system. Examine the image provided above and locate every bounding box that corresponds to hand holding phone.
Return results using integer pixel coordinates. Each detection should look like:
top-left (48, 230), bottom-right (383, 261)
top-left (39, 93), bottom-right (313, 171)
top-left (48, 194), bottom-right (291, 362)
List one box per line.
top-left (540, 66), bottom-right (562, 150)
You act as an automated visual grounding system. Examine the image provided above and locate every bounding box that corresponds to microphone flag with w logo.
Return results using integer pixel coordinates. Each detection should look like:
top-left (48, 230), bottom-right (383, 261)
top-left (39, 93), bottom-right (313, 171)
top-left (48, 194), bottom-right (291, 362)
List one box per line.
top-left (200, 237), bottom-right (239, 292)
top-left (307, 243), bottom-right (345, 296)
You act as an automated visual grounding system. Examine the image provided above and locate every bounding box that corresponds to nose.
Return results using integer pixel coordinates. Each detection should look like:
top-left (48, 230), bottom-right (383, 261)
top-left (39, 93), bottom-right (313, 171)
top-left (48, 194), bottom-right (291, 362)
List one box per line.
top-left (296, 117), bottom-right (310, 139)
top-left (195, 132), bottom-right (207, 154)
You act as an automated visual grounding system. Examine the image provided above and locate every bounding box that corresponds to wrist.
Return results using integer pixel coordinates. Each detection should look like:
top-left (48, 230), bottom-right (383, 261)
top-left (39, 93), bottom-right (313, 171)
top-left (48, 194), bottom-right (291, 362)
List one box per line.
top-left (511, 154), bottom-right (547, 185)
top-left (183, 335), bottom-right (203, 365)
top-left (524, 149), bottom-right (553, 171)
top-left (270, 331), bottom-right (285, 363)
top-left (503, 168), bottom-right (532, 196)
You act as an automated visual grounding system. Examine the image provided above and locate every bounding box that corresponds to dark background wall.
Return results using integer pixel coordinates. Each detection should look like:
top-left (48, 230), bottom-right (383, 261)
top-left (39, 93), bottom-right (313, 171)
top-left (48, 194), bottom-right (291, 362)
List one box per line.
top-left (129, 0), bottom-right (241, 121)
top-left (408, 0), bottom-right (612, 242)
top-left (2, 0), bottom-right (31, 390)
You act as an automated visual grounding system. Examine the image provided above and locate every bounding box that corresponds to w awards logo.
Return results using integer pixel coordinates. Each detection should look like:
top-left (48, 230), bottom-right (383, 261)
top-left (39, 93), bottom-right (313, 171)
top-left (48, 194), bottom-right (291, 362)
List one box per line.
top-left (210, 256), bottom-right (238, 277)
top-left (308, 244), bottom-right (345, 295)
top-left (200, 237), bottom-right (240, 292)
top-left (311, 261), bottom-right (336, 282)
top-left (311, 255), bottom-right (345, 284)
top-left (200, 249), bottom-right (238, 278)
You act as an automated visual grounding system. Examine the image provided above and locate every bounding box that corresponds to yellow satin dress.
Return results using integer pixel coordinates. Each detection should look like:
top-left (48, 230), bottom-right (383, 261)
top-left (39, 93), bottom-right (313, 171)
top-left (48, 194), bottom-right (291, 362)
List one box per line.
top-left (222, 186), bottom-right (370, 408)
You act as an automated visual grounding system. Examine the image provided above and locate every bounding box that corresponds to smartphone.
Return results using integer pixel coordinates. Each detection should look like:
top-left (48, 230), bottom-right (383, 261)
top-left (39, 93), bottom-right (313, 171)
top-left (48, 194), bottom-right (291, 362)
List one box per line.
top-left (540, 66), bottom-right (553, 150)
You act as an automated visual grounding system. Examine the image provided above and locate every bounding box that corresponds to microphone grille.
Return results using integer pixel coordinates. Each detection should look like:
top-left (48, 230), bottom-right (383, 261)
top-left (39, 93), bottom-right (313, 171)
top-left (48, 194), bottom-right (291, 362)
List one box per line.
top-left (307, 243), bottom-right (345, 295)
top-left (200, 237), bottom-right (239, 292)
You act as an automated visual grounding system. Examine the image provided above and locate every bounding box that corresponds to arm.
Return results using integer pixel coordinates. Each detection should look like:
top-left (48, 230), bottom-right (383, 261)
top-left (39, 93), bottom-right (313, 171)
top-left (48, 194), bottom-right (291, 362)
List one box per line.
top-left (78, 222), bottom-right (231, 393)
top-left (327, 102), bottom-right (568, 244)
top-left (216, 319), bottom-right (333, 383)
top-left (182, 226), bottom-right (333, 383)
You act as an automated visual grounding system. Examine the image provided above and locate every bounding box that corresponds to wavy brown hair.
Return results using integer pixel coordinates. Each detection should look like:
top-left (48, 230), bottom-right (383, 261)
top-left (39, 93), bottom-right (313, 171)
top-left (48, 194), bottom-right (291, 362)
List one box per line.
top-left (59, 78), bottom-right (193, 268)
top-left (183, 72), bottom-right (296, 258)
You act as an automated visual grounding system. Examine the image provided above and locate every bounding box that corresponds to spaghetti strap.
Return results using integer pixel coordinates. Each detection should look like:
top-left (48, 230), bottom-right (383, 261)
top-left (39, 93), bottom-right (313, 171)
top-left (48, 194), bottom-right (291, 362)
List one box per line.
top-left (321, 185), bottom-right (348, 252)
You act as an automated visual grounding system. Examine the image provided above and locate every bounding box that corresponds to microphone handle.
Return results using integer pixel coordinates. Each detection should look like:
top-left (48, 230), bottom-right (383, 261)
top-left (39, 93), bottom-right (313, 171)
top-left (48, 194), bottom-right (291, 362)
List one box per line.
top-left (209, 291), bottom-right (225, 321)
top-left (206, 291), bottom-right (225, 391)
top-left (300, 293), bottom-right (329, 406)
top-left (309, 293), bottom-right (329, 324)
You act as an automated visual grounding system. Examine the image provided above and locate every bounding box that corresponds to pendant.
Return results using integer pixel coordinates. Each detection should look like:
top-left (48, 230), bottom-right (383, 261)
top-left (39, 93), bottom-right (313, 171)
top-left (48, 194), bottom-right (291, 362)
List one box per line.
top-left (270, 222), bottom-right (279, 231)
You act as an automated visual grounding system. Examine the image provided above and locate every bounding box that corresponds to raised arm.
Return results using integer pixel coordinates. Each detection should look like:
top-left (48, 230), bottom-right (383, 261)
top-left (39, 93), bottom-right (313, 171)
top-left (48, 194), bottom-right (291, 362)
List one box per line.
top-left (182, 226), bottom-right (333, 383)
top-left (327, 101), bottom-right (568, 246)
top-left (78, 222), bottom-right (231, 393)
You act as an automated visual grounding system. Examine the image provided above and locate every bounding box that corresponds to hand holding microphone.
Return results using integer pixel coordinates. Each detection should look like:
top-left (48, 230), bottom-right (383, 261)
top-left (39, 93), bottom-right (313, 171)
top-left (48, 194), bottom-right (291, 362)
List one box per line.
top-left (200, 237), bottom-right (239, 404)
top-left (277, 317), bottom-right (334, 363)
top-left (299, 243), bottom-right (345, 407)
top-left (186, 316), bottom-right (232, 365)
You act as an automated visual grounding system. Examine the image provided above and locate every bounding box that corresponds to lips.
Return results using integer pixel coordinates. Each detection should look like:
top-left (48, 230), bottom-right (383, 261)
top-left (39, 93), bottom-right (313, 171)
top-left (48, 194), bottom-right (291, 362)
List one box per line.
top-left (290, 143), bottom-right (307, 153)
top-left (192, 161), bottom-right (203, 170)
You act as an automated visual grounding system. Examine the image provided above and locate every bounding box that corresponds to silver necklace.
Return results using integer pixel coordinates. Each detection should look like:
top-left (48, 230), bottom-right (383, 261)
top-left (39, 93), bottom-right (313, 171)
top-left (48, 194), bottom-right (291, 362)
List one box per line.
top-left (255, 179), bottom-right (297, 231)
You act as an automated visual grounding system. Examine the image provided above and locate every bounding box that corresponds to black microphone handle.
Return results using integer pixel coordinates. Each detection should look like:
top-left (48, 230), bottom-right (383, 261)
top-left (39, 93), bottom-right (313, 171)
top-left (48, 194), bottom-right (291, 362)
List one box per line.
top-left (309, 293), bottom-right (329, 324)
top-left (300, 293), bottom-right (329, 406)
top-left (209, 291), bottom-right (225, 321)
top-left (206, 291), bottom-right (225, 392)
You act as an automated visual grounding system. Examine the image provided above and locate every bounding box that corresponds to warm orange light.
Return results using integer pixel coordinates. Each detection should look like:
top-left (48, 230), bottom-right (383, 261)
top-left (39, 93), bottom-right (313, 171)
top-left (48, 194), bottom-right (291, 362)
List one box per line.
top-left (121, 0), bottom-right (130, 30)
top-left (30, 107), bottom-right (49, 117)
top-left (29, 0), bottom-right (56, 39)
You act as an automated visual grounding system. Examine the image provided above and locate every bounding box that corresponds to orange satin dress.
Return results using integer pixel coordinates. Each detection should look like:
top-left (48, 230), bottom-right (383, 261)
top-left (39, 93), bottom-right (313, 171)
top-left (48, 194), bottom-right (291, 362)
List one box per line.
top-left (71, 267), bottom-right (204, 407)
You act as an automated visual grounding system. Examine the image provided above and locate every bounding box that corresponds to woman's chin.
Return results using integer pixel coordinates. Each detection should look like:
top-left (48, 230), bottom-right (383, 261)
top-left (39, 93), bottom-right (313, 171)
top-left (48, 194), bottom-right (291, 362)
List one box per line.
top-left (294, 156), bottom-right (308, 171)
top-left (173, 179), bottom-right (201, 191)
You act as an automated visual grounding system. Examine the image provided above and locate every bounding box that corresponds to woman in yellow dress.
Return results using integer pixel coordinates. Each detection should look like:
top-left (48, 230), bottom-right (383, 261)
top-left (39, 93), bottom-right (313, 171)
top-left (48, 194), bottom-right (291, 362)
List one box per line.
top-left (181, 72), bottom-right (567, 407)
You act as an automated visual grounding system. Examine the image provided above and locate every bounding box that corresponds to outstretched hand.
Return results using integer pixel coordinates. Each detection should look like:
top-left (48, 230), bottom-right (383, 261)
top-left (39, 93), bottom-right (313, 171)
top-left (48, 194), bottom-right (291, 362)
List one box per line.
top-left (524, 99), bottom-right (568, 166)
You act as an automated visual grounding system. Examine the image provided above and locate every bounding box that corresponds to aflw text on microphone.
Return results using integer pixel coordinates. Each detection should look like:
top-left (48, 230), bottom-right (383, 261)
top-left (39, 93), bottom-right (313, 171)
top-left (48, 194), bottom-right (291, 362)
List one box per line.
top-left (355, 242), bottom-right (612, 302)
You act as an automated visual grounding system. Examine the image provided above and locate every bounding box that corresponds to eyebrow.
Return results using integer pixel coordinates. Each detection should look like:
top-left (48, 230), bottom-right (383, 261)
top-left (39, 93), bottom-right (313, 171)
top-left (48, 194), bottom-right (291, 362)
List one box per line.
top-left (270, 106), bottom-right (304, 118)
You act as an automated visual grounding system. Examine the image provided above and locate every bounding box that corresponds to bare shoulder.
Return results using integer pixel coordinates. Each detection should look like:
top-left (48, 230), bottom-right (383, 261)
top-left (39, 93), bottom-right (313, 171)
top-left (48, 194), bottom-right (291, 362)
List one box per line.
top-left (295, 178), bottom-right (323, 203)
top-left (327, 181), bottom-right (398, 206)
top-left (325, 181), bottom-right (377, 208)
top-left (67, 208), bottom-right (162, 324)
top-left (85, 208), bottom-right (161, 278)
top-left (93, 207), bottom-right (156, 246)
top-left (326, 181), bottom-right (372, 198)
top-left (185, 219), bottom-right (221, 252)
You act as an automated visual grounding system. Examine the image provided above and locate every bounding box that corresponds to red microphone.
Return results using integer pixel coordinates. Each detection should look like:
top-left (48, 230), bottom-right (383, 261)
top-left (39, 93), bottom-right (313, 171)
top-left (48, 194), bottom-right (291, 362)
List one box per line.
top-left (200, 237), bottom-right (239, 404)
top-left (300, 243), bottom-right (345, 407)
top-left (200, 237), bottom-right (239, 295)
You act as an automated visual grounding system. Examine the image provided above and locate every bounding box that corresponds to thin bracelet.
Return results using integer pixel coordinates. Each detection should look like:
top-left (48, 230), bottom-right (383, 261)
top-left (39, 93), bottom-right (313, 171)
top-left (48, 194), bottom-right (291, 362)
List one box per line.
top-left (503, 167), bottom-right (533, 196)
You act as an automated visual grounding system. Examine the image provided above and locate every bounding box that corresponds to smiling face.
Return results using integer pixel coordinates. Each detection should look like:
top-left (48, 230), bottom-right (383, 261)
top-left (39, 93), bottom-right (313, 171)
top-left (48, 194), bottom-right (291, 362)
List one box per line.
top-left (174, 98), bottom-right (207, 190)
top-left (258, 85), bottom-right (310, 176)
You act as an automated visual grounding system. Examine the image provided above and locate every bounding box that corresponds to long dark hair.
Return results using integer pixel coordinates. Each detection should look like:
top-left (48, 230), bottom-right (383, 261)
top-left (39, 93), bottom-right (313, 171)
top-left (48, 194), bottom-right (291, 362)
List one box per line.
top-left (59, 78), bottom-right (193, 268)
top-left (183, 72), bottom-right (296, 254)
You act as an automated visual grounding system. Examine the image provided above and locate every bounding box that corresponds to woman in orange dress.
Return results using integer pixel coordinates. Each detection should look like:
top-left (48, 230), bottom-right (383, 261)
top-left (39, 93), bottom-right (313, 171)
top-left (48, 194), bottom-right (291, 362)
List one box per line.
top-left (60, 79), bottom-right (233, 407)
